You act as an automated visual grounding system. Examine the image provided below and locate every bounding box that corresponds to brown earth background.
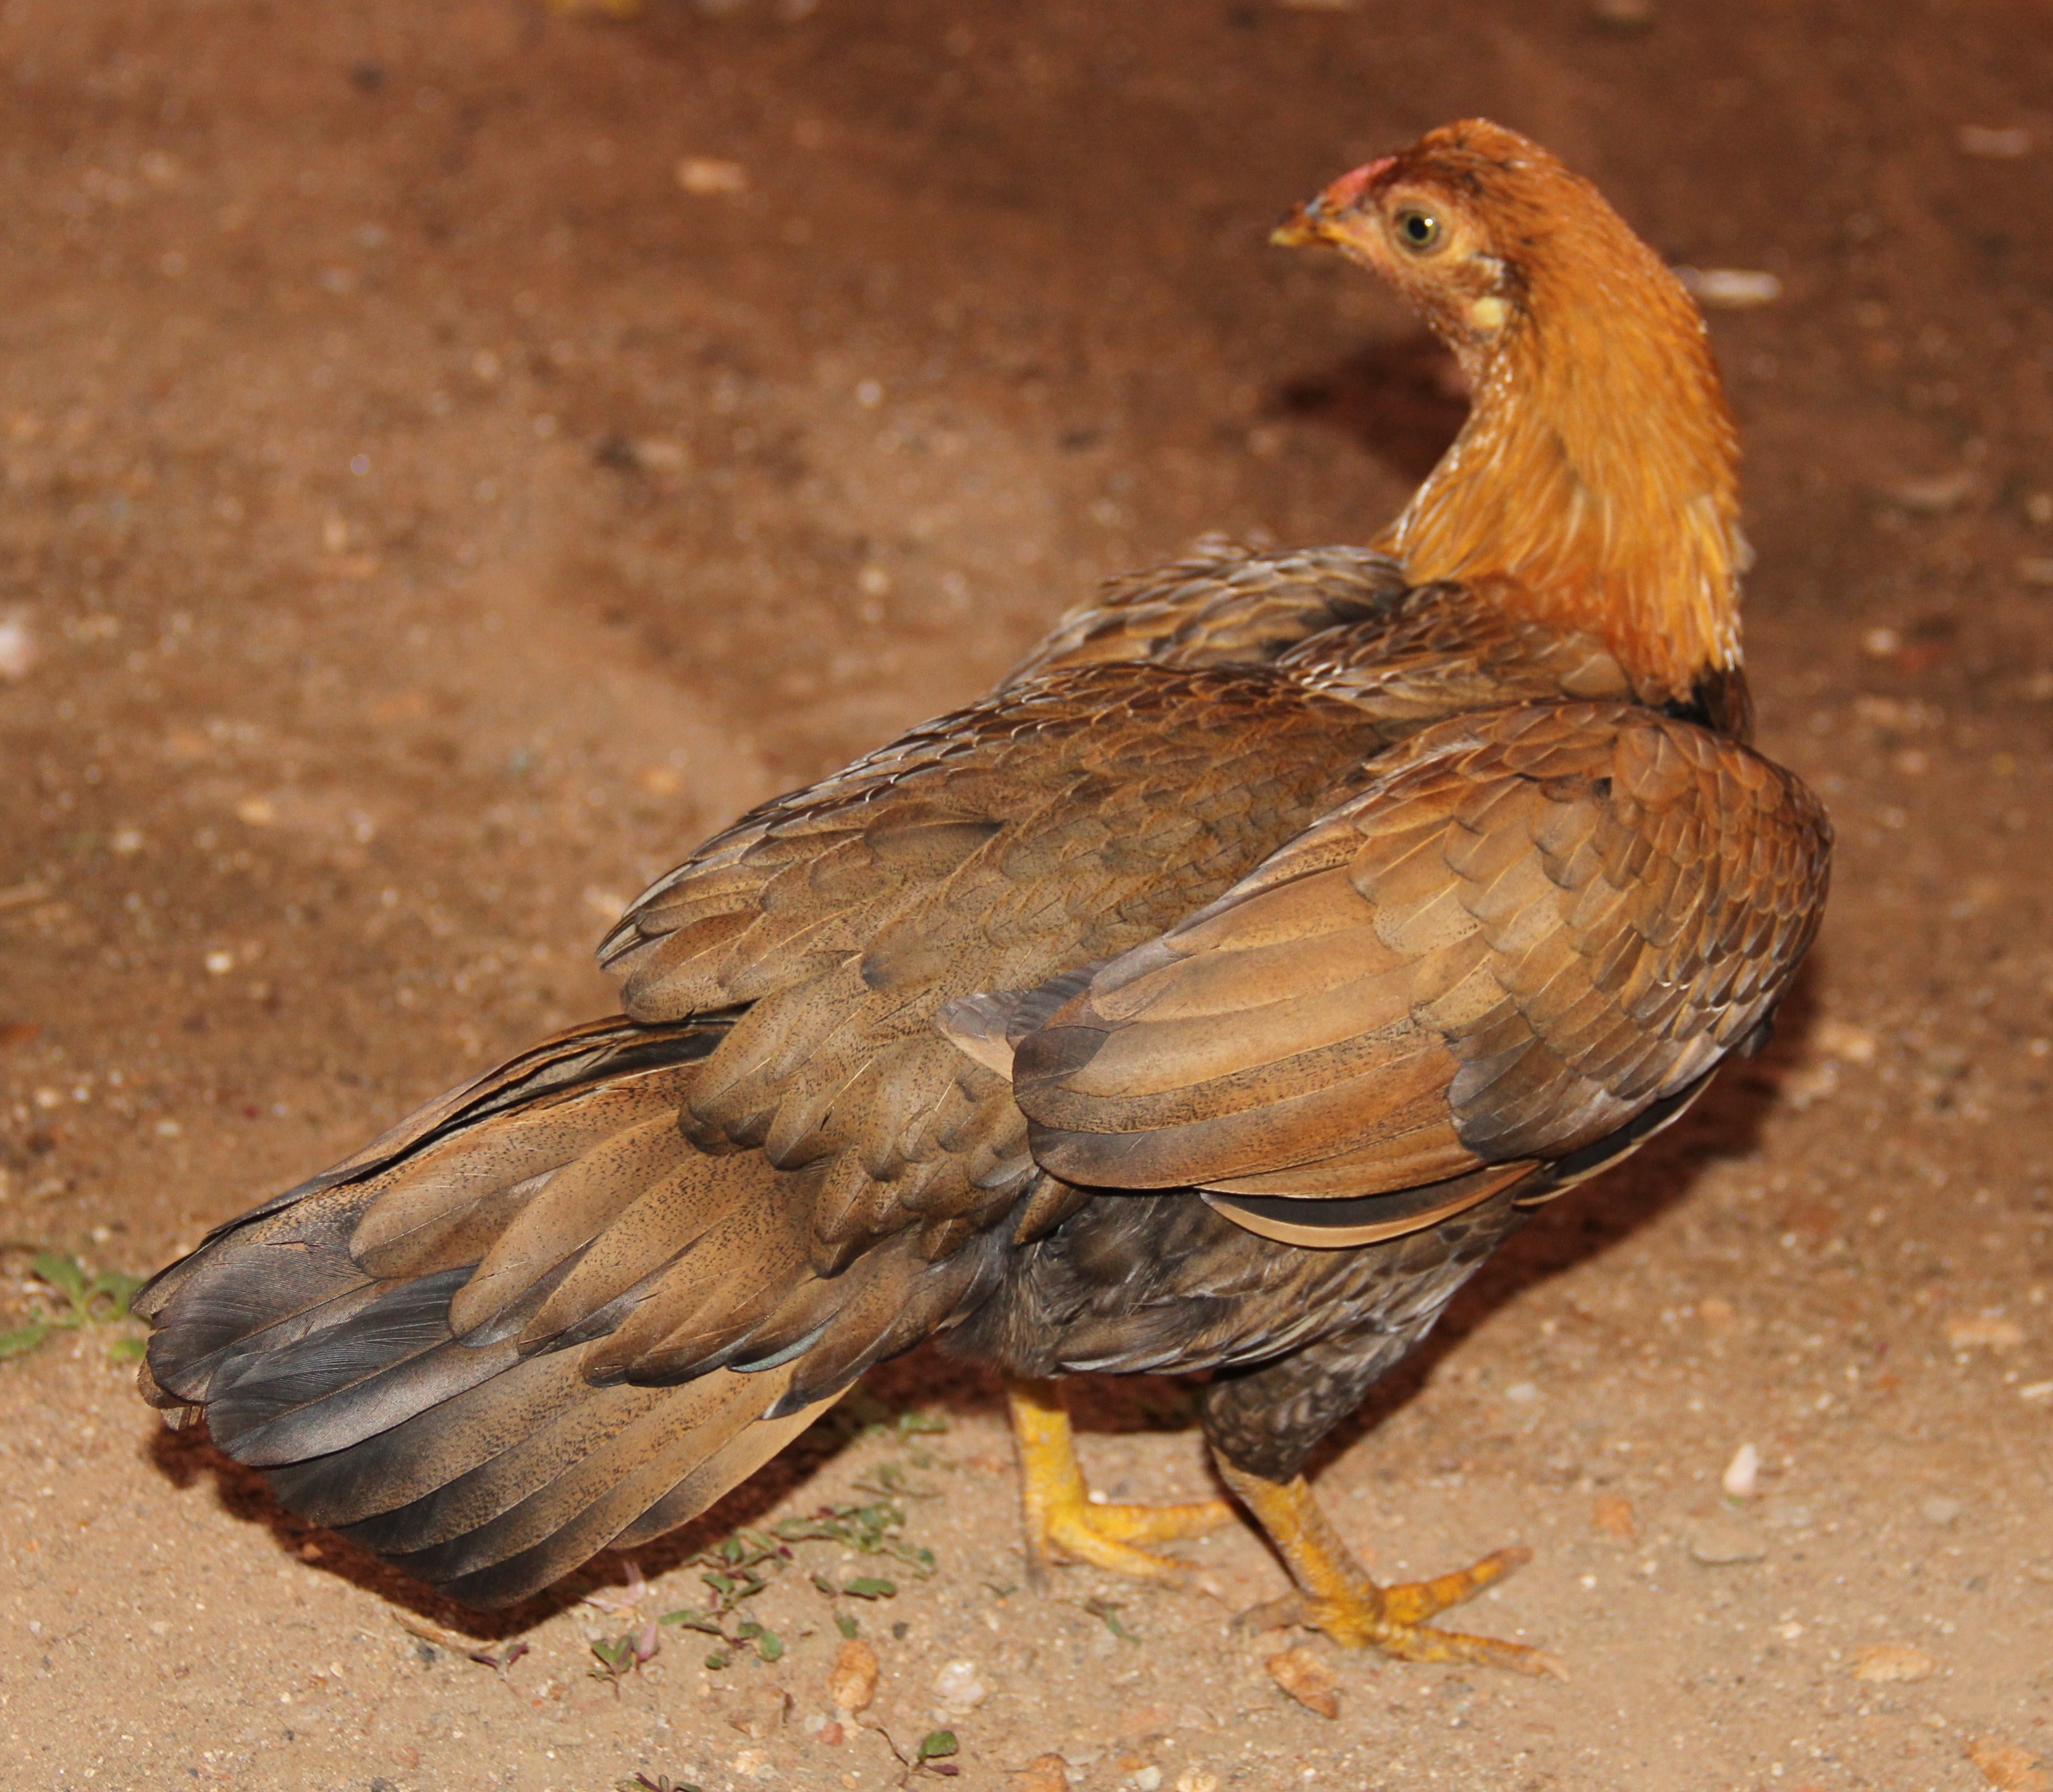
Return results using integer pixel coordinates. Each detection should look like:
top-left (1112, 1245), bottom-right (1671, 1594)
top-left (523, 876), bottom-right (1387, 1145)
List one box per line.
top-left (1, 2), bottom-right (2051, 1790)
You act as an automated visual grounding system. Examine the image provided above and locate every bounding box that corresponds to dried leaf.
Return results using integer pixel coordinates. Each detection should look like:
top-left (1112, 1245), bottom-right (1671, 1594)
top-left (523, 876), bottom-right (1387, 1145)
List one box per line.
top-left (1266, 1646), bottom-right (1340, 1719)
top-left (1970, 1739), bottom-right (2051, 1792)
top-left (827, 1638), bottom-right (879, 1715)
top-left (1591, 1494), bottom-right (1636, 1539)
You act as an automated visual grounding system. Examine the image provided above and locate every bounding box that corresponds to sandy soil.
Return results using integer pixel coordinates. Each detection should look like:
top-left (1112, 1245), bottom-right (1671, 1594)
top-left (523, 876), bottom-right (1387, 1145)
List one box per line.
top-left (2, 2), bottom-right (2051, 1789)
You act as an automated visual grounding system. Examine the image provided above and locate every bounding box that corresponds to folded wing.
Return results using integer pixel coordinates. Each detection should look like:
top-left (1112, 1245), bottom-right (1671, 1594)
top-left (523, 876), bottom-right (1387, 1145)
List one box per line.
top-left (1013, 701), bottom-right (1830, 1206)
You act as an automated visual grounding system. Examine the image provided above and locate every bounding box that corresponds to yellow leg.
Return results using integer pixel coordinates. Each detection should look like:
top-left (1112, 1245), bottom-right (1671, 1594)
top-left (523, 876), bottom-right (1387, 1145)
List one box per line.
top-left (1215, 1455), bottom-right (1564, 1678)
top-left (1008, 1378), bottom-right (1235, 1584)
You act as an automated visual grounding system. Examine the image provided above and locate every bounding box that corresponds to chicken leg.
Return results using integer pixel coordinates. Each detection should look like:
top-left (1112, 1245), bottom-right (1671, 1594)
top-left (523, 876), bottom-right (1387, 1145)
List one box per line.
top-left (1008, 1378), bottom-right (1236, 1583)
top-left (1214, 1456), bottom-right (1563, 1676)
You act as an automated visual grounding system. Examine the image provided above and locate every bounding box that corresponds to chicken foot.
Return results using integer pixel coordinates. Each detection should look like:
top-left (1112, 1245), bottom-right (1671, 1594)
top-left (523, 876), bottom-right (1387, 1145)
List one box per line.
top-left (1214, 1456), bottom-right (1564, 1676)
top-left (1008, 1377), bottom-right (1235, 1584)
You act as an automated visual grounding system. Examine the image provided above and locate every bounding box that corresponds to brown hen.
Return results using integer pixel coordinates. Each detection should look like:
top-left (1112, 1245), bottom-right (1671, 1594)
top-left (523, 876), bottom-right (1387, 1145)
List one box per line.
top-left (136, 120), bottom-right (1829, 1675)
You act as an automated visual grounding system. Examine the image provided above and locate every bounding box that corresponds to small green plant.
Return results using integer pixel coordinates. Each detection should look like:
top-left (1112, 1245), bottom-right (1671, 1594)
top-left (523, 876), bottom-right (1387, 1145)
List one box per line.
top-left (1083, 1596), bottom-right (1142, 1644)
top-left (658, 1528), bottom-right (793, 1667)
top-left (465, 1638), bottom-right (529, 1677)
top-left (616, 1775), bottom-right (704, 1792)
top-left (0, 1248), bottom-right (144, 1363)
top-left (651, 1412), bottom-right (945, 1670)
top-left (589, 1620), bottom-right (659, 1694)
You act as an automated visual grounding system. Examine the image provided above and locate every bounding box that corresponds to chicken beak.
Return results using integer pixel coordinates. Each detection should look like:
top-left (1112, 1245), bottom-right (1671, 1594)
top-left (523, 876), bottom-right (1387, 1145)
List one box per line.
top-left (1271, 156), bottom-right (1394, 250)
top-left (1269, 203), bottom-right (1331, 250)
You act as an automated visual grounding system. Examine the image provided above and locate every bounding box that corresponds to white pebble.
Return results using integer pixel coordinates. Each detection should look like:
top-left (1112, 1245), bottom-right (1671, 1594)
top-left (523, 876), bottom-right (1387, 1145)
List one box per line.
top-left (677, 157), bottom-right (748, 195)
top-left (0, 613), bottom-right (37, 681)
top-left (931, 1658), bottom-right (988, 1713)
top-left (1721, 1441), bottom-right (1760, 1499)
top-left (1672, 267), bottom-right (1782, 309)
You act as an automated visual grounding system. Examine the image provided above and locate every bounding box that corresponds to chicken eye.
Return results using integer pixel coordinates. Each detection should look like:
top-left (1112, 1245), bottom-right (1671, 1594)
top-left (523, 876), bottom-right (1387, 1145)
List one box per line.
top-left (1394, 208), bottom-right (1442, 253)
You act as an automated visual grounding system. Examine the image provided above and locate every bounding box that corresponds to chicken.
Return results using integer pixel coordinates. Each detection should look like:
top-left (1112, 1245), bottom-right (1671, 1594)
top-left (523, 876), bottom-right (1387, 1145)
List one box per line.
top-left (135, 120), bottom-right (1829, 1675)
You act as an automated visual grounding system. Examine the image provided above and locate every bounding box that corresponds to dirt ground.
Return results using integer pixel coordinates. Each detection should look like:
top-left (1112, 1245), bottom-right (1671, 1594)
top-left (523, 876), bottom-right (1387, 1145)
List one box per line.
top-left (2, 2), bottom-right (2051, 1788)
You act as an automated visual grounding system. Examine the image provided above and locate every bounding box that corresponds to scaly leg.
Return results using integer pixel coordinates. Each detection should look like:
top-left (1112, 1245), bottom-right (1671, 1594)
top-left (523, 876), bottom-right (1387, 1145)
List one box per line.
top-left (1214, 1453), bottom-right (1563, 1678)
top-left (1008, 1377), bottom-right (1235, 1584)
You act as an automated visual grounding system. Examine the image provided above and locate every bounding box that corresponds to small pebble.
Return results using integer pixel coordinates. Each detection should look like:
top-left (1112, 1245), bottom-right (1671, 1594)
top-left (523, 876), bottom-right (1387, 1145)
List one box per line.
top-left (1879, 468), bottom-right (1975, 514)
top-left (1014, 1754), bottom-right (1071, 1792)
top-left (677, 156), bottom-right (748, 195)
top-left (1176, 1775), bottom-right (1221, 1792)
top-left (1673, 267), bottom-right (1782, 308)
top-left (1721, 1442), bottom-right (1760, 1499)
top-left (1922, 1497), bottom-right (1964, 1527)
top-left (1815, 1020), bottom-right (1878, 1064)
top-left (1946, 1315), bottom-right (2025, 1350)
top-left (1852, 1643), bottom-right (1936, 1684)
top-left (1131, 1769), bottom-right (1163, 1792)
top-left (1958, 125), bottom-right (2032, 158)
top-left (0, 613), bottom-right (36, 681)
top-left (1688, 1516), bottom-right (1766, 1565)
top-left (931, 1658), bottom-right (988, 1714)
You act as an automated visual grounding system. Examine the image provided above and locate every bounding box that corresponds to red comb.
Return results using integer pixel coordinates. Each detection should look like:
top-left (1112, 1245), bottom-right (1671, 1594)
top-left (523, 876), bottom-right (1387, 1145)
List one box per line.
top-left (1318, 156), bottom-right (1397, 211)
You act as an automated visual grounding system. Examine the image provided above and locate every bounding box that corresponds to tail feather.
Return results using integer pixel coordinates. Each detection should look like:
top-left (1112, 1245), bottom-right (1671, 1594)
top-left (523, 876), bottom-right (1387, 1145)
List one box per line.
top-left (332, 1381), bottom-right (676, 1558)
top-left (263, 1350), bottom-right (592, 1529)
top-left (449, 1125), bottom-right (698, 1338)
top-left (137, 1017), bottom-right (980, 1608)
top-left (348, 1088), bottom-right (673, 1277)
top-left (515, 1151), bottom-right (785, 1349)
top-left (206, 1273), bottom-right (520, 1468)
top-left (366, 1363), bottom-right (799, 1591)
top-left (139, 1184), bottom-right (383, 1404)
top-left (439, 1397), bottom-right (827, 1609)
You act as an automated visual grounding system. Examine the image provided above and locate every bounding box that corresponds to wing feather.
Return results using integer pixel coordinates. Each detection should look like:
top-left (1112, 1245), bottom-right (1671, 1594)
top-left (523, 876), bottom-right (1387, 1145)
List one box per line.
top-left (1014, 701), bottom-right (1829, 1200)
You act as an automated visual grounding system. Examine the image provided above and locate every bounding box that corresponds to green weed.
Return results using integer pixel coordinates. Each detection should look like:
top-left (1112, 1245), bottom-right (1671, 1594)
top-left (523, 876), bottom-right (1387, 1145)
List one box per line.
top-left (0, 1247), bottom-right (144, 1363)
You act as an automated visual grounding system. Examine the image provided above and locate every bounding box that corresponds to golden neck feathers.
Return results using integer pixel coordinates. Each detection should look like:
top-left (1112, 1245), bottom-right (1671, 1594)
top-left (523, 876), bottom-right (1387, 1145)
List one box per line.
top-left (1291, 122), bottom-right (1747, 707)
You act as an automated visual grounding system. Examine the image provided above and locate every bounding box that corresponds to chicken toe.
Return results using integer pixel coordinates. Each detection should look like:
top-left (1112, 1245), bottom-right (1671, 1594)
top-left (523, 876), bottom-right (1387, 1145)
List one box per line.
top-left (1008, 1377), bottom-right (1234, 1584)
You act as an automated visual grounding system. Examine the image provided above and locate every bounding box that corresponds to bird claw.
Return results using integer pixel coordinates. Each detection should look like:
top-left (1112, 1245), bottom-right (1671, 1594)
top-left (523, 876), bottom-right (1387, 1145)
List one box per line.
top-left (1235, 1546), bottom-right (1564, 1678)
top-left (1032, 1495), bottom-right (1238, 1586)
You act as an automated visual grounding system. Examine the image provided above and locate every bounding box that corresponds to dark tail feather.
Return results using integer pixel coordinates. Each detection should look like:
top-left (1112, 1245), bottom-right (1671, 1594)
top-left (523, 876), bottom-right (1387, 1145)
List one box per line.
top-left (133, 1017), bottom-right (869, 1608)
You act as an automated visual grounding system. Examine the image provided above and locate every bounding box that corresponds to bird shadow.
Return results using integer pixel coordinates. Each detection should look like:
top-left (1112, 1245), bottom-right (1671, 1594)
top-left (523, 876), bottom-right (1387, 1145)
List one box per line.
top-left (1275, 329), bottom-right (1470, 484)
top-left (141, 961), bottom-right (1824, 1632)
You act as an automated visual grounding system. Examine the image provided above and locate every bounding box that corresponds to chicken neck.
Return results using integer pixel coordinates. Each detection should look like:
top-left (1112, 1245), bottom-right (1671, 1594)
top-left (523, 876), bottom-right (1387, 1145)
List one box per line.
top-left (1378, 246), bottom-right (1745, 710)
